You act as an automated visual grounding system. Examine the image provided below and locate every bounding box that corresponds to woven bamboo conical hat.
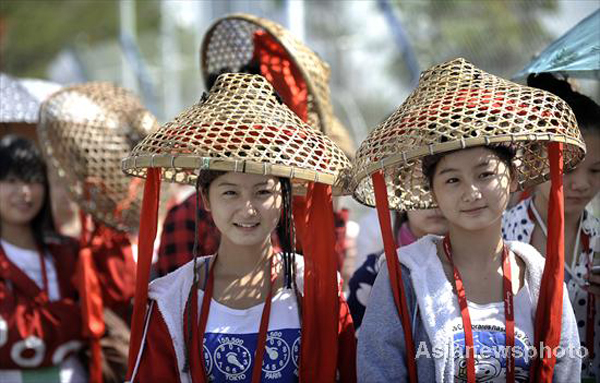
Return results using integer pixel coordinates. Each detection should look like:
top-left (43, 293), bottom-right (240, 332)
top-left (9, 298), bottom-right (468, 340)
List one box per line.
top-left (122, 73), bottom-right (351, 194)
top-left (38, 82), bottom-right (159, 232)
top-left (351, 58), bottom-right (586, 210)
top-left (200, 13), bottom-right (355, 157)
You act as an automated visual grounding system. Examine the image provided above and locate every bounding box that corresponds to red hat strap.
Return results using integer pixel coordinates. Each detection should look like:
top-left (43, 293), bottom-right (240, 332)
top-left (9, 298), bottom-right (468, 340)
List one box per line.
top-left (299, 182), bottom-right (339, 381)
top-left (126, 168), bottom-right (162, 379)
top-left (77, 211), bottom-right (105, 383)
top-left (531, 142), bottom-right (565, 381)
top-left (372, 171), bottom-right (418, 382)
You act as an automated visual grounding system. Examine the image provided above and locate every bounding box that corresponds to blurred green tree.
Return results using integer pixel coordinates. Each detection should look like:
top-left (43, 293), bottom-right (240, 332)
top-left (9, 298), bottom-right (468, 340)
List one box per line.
top-left (391, 0), bottom-right (559, 78)
top-left (0, 0), bottom-right (160, 78)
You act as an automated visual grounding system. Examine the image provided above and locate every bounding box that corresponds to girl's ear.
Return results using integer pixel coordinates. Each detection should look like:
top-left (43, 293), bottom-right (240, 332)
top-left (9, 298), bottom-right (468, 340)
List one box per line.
top-left (201, 189), bottom-right (211, 212)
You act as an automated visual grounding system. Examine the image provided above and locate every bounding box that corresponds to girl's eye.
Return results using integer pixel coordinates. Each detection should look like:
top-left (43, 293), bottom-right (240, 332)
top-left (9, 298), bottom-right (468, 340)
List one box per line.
top-left (256, 189), bottom-right (273, 196)
top-left (222, 190), bottom-right (236, 196)
top-left (480, 171), bottom-right (494, 179)
top-left (445, 178), bottom-right (458, 184)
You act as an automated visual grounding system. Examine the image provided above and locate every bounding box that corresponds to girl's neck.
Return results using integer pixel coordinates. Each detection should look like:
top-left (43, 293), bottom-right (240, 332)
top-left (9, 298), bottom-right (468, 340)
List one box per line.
top-left (446, 221), bottom-right (504, 269)
top-left (1, 223), bottom-right (37, 250)
top-left (532, 193), bottom-right (583, 235)
top-left (214, 238), bottom-right (274, 279)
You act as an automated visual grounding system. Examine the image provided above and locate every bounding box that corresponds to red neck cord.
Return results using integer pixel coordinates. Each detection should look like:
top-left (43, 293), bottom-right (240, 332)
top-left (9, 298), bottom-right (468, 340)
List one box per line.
top-left (191, 255), bottom-right (277, 383)
top-left (443, 236), bottom-right (515, 383)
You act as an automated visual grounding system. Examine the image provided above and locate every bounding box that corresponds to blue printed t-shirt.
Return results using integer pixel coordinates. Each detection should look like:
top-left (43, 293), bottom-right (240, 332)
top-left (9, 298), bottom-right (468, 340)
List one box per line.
top-left (451, 280), bottom-right (535, 382)
top-left (202, 288), bottom-right (301, 382)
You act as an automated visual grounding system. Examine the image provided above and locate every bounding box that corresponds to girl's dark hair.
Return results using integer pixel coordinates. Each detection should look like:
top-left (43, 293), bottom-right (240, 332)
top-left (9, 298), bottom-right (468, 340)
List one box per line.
top-left (527, 73), bottom-right (600, 133)
top-left (392, 211), bottom-right (408, 239)
top-left (421, 144), bottom-right (517, 190)
top-left (0, 135), bottom-right (56, 244)
top-left (206, 61), bottom-right (262, 90)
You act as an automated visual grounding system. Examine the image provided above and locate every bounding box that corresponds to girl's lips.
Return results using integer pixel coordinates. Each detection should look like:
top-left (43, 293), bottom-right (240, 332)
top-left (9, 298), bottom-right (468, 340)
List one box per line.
top-left (565, 196), bottom-right (588, 204)
top-left (234, 222), bottom-right (260, 230)
top-left (461, 206), bottom-right (486, 214)
top-left (14, 202), bottom-right (33, 211)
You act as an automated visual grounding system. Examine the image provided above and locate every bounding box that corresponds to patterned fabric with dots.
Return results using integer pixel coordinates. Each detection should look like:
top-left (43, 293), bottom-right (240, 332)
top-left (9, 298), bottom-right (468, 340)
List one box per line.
top-left (502, 197), bottom-right (600, 378)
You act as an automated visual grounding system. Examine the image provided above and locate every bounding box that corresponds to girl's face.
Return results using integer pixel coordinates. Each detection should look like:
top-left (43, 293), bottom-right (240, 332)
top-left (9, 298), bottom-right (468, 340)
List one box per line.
top-left (536, 132), bottom-right (600, 215)
top-left (431, 147), bottom-right (516, 232)
top-left (203, 172), bottom-right (283, 248)
top-left (0, 175), bottom-right (46, 228)
top-left (406, 209), bottom-right (448, 238)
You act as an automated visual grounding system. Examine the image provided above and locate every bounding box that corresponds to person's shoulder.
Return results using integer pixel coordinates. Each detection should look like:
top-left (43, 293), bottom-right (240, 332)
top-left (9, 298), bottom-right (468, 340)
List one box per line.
top-left (44, 234), bottom-right (79, 255)
top-left (149, 255), bottom-right (213, 299)
top-left (506, 240), bottom-right (545, 276)
top-left (397, 234), bottom-right (440, 270)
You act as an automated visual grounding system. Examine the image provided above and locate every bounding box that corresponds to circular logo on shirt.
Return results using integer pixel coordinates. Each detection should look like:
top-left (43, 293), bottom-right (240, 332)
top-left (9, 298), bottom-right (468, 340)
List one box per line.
top-left (203, 344), bottom-right (213, 375)
top-left (291, 337), bottom-right (301, 369)
top-left (11, 336), bottom-right (46, 367)
top-left (0, 314), bottom-right (7, 347)
top-left (214, 338), bottom-right (251, 377)
top-left (262, 333), bottom-right (291, 373)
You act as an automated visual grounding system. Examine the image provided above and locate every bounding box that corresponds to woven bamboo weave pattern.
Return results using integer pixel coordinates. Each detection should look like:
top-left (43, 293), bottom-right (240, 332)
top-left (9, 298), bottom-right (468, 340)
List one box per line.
top-left (200, 14), bottom-right (335, 138)
top-left (123, 73), bottom-right (351, 193)
top-left (38, 82), bottom-right (159, 232)
top-left (352, 58), bottom-right (586, 210)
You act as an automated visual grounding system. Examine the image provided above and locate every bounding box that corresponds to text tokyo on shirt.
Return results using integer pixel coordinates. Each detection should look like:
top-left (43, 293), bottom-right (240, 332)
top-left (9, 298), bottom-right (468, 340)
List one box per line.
top-left (202, 288), bottom-right (301, 382)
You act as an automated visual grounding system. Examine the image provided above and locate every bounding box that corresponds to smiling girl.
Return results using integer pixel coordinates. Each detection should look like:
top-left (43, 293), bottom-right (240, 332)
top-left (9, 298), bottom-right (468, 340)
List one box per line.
top-left (354, 59), bottom-right (584, 382)
top-left (126, 73), bottom-right (356, 383)
top-left (0, 135), bottom-right (134, 382)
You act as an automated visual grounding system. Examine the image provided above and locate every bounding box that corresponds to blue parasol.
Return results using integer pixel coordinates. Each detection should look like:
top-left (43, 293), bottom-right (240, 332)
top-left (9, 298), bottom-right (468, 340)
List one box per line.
top-left (514, 9), bottom-right (600, 80)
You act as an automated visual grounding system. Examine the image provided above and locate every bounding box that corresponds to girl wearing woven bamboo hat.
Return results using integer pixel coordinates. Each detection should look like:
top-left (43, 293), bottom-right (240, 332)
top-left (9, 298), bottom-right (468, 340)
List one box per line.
top-left (34, 82), bottom-right (157, 382)
top-left (353, 58), bottom-right (585, 382)
top-left (155, 13), bottom-right (356, 278)
top-left (0, 83), bottom-right (147, 382)
top-left (124, 73), bottom-right (356, 383)
top-left (503, 73), bottom-right (600, 380)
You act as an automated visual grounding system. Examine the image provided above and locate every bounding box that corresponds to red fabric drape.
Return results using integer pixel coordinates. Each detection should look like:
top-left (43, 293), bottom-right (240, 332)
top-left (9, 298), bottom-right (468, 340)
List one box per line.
top-left (126, 168), bottom-right (161, 379)
top-left (372, 171), bottom-right (418, 382)
top-left (77, 213), bottom-right (105, 383)
top-left (531, 143), bottom-right (564, 382)
top-left (253, 30), bottom-right (309, 122)
top-left (299, 182), bottom-right (339, 382)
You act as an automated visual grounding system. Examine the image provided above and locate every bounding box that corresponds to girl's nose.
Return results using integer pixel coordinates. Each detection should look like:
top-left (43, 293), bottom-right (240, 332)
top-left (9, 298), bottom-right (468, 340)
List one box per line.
top-left (568, 168), bottom-right (590, 192)
top-left (242, 199), bottom-right (258, 216)
top-left (461, 183), bottom-right (482, 203)
top-left (19, 183), bottom-right (33, 201)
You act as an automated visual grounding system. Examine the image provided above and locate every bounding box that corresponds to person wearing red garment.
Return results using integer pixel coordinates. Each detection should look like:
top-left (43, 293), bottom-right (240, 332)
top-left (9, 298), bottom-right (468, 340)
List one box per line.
top-left (125, 73), bottom-right (356, 383)
top-left (35, 82), bottom-right (157, 383)
top-left (155, 14), bottom-right (355, 279)
top-left (0, 136), bottom-right (134, 383)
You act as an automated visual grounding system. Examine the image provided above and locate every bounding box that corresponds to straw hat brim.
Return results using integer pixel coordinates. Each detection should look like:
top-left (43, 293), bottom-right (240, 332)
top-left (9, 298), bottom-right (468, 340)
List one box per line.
top-left (351, 58), bottom-right (586, 210)
top-left (38, 82), bottom-right (159, 232)
top-left (200, 13), bottom-right (355, 151)
top-left (123, 73), bottom-right (352, 196)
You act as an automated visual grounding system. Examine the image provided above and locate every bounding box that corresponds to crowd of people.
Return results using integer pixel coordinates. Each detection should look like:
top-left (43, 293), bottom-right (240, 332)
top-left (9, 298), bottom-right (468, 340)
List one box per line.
top-left (1, 12), bottom-right (598, 383)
